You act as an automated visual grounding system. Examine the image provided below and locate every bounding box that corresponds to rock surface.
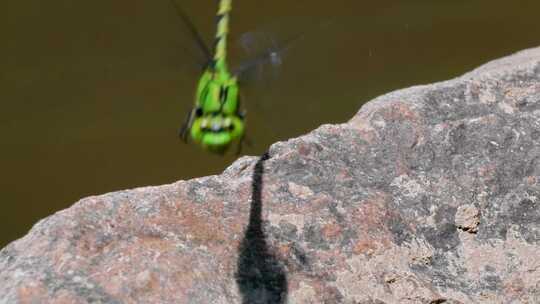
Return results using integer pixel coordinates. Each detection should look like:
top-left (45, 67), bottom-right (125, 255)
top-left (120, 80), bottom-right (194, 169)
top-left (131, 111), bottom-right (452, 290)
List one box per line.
top-left (2, 47), bottom-right (540, 303)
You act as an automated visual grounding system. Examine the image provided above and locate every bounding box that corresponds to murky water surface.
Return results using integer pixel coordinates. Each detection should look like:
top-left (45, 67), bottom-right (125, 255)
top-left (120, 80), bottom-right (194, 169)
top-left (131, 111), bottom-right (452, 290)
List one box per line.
top-left (1, 0), bottom-right (539, 247)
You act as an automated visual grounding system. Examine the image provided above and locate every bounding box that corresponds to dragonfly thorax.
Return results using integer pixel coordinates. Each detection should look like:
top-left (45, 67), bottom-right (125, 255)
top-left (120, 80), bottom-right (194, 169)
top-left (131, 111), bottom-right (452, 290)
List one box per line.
top-left (196, 70), bottom-right (239, 114)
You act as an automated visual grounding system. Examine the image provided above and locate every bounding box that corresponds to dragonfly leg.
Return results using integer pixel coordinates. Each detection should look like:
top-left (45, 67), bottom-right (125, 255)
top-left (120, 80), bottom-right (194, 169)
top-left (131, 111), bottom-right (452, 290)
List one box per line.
top-left (238, 109), bottom-right (247, 120)
top-left (236, 133), bottom-right (255, 156)
top-left (244, 135), bottom-right (254, 148)
top-left (179, 108), bottom-right (195, 143)
top-left (236, 134), bottom-right (247, 156)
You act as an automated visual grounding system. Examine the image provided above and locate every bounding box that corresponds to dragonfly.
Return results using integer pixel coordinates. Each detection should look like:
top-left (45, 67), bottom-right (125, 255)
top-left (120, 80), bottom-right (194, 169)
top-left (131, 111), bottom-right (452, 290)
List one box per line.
top-left (171, 0), bottom-right (303, 154)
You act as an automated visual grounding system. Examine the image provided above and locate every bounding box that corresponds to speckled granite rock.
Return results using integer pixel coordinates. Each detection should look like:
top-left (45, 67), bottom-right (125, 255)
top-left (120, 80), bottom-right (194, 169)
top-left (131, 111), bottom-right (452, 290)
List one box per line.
top-left (2, 47), bottom-right (540, 304)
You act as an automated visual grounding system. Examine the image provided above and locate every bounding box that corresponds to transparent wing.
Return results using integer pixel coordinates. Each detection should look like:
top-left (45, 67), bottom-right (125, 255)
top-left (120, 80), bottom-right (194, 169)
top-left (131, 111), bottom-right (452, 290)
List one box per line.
top-left (168, 0), bottom-right (212, 71)
top-left (233, 30), bottom-right (297, 141)
top-left (232, 19), bottom-right (333, 84)
top-left (233, 30), bottom-right (300, 84)
top-left (231, 19), bottom-right (334, 147)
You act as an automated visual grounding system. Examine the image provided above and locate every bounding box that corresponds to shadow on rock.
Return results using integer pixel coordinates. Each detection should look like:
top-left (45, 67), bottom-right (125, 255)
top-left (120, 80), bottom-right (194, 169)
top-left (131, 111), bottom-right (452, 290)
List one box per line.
top-left (235, 152), bottom-right (288, 304)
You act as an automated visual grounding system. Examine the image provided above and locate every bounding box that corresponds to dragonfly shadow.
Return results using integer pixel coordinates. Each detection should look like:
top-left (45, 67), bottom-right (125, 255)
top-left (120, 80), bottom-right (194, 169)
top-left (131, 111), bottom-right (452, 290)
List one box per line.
top-left (235, 152), bottom-right (288, 304)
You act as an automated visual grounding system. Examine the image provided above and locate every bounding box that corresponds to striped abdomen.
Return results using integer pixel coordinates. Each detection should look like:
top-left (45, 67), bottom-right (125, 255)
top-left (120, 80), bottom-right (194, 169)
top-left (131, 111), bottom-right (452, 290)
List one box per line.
top-left (213, 0), bottom-right (232, 73)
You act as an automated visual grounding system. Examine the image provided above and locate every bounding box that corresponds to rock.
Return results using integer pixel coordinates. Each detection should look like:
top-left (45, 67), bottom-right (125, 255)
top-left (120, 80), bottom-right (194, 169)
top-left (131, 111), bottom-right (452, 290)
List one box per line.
top-left (2, 47), bottom-right (540, 303)
top-left (455, 204), bottom-right (480, 233)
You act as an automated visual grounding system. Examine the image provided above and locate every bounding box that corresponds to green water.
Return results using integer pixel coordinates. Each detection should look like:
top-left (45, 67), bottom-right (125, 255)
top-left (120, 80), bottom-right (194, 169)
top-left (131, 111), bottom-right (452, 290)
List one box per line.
top-left (1, 0), bottom-right (539, 248)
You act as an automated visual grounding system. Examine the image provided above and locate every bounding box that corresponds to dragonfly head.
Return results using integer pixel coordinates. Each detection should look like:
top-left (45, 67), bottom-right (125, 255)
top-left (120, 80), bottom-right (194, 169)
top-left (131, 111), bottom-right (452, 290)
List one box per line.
top-left (190, 114), bottom-right (245, 153)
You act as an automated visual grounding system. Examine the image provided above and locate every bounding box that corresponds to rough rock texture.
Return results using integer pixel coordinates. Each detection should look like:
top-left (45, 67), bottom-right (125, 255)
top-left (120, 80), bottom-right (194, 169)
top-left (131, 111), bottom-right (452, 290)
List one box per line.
top-left (2, 47), bottom-right (540, 303)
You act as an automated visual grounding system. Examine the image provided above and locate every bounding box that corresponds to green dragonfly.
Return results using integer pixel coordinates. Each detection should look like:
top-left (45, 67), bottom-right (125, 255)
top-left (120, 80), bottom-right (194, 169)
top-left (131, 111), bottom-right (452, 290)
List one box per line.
top-left (172, 0), bottom-right (302, 154)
